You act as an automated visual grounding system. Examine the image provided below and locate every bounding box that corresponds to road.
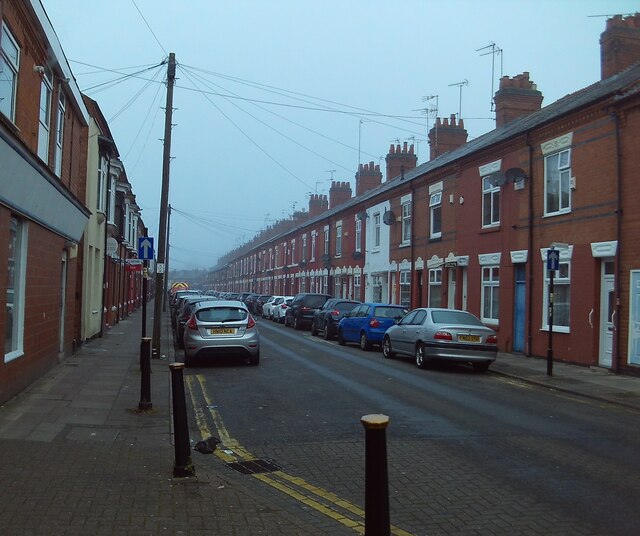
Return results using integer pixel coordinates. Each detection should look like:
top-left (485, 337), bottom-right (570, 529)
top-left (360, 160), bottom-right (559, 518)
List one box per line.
top-left (182, 316), bottom-right (640, 535)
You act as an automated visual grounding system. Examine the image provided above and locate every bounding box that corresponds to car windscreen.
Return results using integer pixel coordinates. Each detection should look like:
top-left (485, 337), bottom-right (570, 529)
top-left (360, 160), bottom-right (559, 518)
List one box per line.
top-left (304, 295), bottom-right (329, 308)
top-left (274, 298), bottom-right (284, 304)
top-left (431, 310), bottom-right (484, 326)
top-left (197, 307), bottom-right (248, 323)
top-left (336, 302), bottom-right (359, 313)
top-left (374, 306), bottom-right (407, 318)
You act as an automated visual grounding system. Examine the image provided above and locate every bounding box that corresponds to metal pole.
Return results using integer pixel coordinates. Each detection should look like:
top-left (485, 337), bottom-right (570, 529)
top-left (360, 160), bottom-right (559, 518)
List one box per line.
top-left (142, 227), bottom-right (148, 338)
top-left (139, 337), bottom-right (152, 410)
top-left (361, 414), bottom-right (390, 536)
top-left (152, 52), bottom-right (177, 358)
top-left (169, 363), bottom-right (195, 477)
top-left (163, 204), bottom-right (172, 313)
top-left (546, 265), bottom-right (554, 376)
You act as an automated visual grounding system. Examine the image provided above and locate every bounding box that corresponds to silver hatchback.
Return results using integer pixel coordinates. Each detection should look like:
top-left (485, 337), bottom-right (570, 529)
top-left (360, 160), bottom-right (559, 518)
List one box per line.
top-left (382, 308), bottom-right (497, 372)
top-left (183, 300), bottom-right (260, 367)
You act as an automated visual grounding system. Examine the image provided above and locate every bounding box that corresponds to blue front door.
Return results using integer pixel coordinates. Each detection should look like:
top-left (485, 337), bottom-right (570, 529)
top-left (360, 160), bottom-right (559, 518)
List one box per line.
top-left (513, 264), bottom-right (526, 353)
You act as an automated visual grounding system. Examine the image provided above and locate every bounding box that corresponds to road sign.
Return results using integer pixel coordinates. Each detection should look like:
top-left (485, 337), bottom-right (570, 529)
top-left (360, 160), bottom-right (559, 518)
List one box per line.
top-left (138, 237), bottom-right (154, 260)
top-left (547, 248), bottom-right (560, 272)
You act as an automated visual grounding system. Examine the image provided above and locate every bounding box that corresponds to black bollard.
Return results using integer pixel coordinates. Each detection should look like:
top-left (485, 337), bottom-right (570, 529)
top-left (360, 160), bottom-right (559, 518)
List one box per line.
top-left (138, 337), bottom-right (152, 411)
top-left (169, 363), bottom-right (195, 477)
top-left (361, 414), bottom-right (390, 536)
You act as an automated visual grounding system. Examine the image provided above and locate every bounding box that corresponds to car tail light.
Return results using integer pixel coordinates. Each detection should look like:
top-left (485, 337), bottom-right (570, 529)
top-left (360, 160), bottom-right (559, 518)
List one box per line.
top-left (247, 315), bottom-right (256, 329)
top-left (369, 318), bottom-right (380, 328)
top-left (186, 315), bottom-right (198, 330)
top-left (331, 310), bottom-right (340, 316)
top-left (301, 306), bottom-right (310, 311)
top-left (434, 330), bottom-right (452, 341)
top-left (486, 334), bottom-right (497, 344)
top-left (281, 304), bottom-right (288, 309)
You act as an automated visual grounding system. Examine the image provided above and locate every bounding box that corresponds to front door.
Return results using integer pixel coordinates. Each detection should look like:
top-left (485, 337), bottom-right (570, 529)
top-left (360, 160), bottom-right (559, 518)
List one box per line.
top-left (598, 261), bottom-right (615, 368)
top-left (447, 268), bottom-right (456, 309)
top-left (513, 264), bottom-right (526, 352)
top-left (630, 271), bottom-right (640, 366)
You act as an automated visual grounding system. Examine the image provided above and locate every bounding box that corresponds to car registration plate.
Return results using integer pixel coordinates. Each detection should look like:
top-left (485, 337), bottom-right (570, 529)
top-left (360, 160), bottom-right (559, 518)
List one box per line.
top-left (209, 328), bottom-right (236, 335)
top-left (458, 334), bottom-right (480, 343)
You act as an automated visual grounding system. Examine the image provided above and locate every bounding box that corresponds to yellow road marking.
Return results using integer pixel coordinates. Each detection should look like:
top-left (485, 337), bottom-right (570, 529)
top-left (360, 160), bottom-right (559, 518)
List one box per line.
top-left (186, 373), bottom-right (415, 536)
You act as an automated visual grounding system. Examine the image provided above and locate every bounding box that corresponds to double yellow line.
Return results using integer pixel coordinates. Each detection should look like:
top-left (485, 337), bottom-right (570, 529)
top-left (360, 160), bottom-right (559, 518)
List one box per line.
top-left (186, 374), bottom-right (413, 536)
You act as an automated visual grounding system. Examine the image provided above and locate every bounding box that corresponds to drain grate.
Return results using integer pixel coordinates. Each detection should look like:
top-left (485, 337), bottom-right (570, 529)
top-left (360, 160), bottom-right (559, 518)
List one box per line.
top-left (227, 459), bottom-right (282, 475)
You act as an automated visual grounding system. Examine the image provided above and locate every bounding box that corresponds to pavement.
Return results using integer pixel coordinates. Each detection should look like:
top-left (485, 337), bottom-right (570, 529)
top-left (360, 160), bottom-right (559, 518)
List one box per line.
top-left (0, 303), bottom-right (639, 535)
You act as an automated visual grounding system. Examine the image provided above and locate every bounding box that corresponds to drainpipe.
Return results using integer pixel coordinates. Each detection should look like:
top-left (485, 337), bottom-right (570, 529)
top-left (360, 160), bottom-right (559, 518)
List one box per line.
top-left (99, 140), bottom-right (114, 338)
top-left (526, 135), bottom-right (534, 356)
top-left (610, 108), bottom-right (623, 373)
top-left (410, 179), bottom-right (416, 309)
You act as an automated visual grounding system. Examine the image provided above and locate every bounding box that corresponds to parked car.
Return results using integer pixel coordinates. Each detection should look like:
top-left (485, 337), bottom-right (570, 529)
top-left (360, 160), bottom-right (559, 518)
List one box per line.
top-left (284, 293), bottom-right (332, 330)
top-left (183, 300), bottom-right (260, 367)
top-left (311, 299), bottom-right (360, 340)
top-left (175, 297), bottom-right (218, 348)
top-left (337, 303), bottom-right (408, 350)
top-left (382, 308), bottom-right (497, 372)
top-left (255, 295), bottom-right (273, 316)
top-left (262, 296), bottom-right (284, 319)
top-left (273, 296), bottom-right (294, 323)
top-left (171, 292), bottom-right (204, 329)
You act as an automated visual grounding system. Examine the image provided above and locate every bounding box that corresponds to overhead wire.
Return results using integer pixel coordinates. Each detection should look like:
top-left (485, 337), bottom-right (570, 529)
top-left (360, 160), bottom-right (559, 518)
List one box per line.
top-left (130, 0), bottom-right (168, 56)
top-left (109, 65), bottom-right (165, 122)
top-left (176, 66), bottom-right (316, 192)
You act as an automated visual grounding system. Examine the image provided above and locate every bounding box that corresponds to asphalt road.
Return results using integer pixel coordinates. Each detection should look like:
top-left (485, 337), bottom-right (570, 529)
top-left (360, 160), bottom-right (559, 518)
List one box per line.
top-left (182, 316), bottom-right (640, 535)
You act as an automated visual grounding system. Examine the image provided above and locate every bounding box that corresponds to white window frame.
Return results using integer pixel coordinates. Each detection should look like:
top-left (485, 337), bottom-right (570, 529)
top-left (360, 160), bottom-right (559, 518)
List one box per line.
top-left (354, 274), bottom-right (361, 299)
top-left (481, 266), bottom-right (500, 324)
top-left (428, 268), bottom-right (442, 307)
top-left (5, 216), bottom-right (27, 362)
top-left (429, 191), bottom-right (442, 239)
top-left (108, 174), bottom-right (116, 224)
top-left (543, 260), bottom-right (571, 333)
top-left (335, 221), bottom-right (342, 257)
top-left (54, 92), bottom-right (65, 176)
top-left (355, 218), bottom-right (362, 252)
top-left (38, 68), bottom-right (53, 164)
top-left (373, 212), bottom-right (381, 249)
top-left (291, 239), bottom-right (296, 265)
top-left (399, 270), bottom-right (411, 307)
top-left (323, 226), bottom-right (329, 256)
top-left (0, 22), bottom-right (20, 122)
top-left (482, 176), bottom-right (500, 227)
top-left (97, 157), bottom-right (106, 212)
top-left (310, 232), bottom-right (316, 262)
top-left (544, 148), bottom-right (572, 216)
top-left (301, 234), bottom-right (307, 262)
top-left (401, 198), bottom-right (411, 245)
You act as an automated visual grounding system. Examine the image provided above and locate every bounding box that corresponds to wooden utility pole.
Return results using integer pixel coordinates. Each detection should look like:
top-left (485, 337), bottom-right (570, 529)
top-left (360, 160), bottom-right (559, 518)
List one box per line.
top-left (163, 204), bottom-right (172, 312)
top-left (152, 53), bottom-right (176, 358)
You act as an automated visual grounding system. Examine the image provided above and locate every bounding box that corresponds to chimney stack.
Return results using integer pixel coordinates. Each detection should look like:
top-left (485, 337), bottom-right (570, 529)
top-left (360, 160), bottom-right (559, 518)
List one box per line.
top-left (355, 161), bottom-right (383, 196)
top-left (493, 72), bottom-right (543, 128)
top-left (428, 114), bottom-right (468, 160)
top-left (308, 194), bottom-right (328, 218)
top-left (600, 13), bottom-right (640, 79)
top-left (385, 142), bottom-right (417, 181)
top-left (329, 181), bottom-right (352, 209)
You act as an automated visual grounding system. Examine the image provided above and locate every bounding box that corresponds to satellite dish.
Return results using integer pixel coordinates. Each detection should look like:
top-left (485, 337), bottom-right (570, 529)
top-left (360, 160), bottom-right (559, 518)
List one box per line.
top-left (487, 171), bottom-right (507, 187)
top-left (357, 211), bottom-right (369, 221)
top-left (382, 210), bottom-right (395, 225)
top-left (505, 167), bottom-right (527, 183)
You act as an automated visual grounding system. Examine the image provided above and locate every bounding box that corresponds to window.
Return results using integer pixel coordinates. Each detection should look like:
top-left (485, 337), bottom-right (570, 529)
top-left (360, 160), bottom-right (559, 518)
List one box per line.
top-left (324, 227), bottom-right (329, 255)
top-left (334, 276), bottom-right (342, 297)
top-left (544, 261), bottom-right (570, 331)
top-left (322, 275), bottom-right (329, 294)
top-left (481, 266), bottom-right (499, 323)
top-left (54, 92), bottom-right (65, 176)
top-left (354, 274), bottom-right (361, 299)
top-left (97, 157), bottom-right (106, 212)
top-left (429, 192), bottom-right (442, 239)
top-left (0, 22), bottom-right (20, 121)
top-left (335, 222), bottom-right (342, 257)
top-left (372, 274), bottom-right (383, 302)
top-left (401, 200), bottom-right (411, 244)
top-left (310, 232), bottom-right (316, 261)
top-left (355, 218), bottom-right (362, 252)
top-left (545, 149), bottom-right (571, 215)
top-left (108, 174), bottom-right (116, 224)
top-left (399, 270), bottom-right (411, 307)
top-left (291, 239), bottom-right (296, 265)
top-left (5, 216), bottom-right (27, 361)
top-left (274, 246), bottom-right (279, 268)
top-left (302, 234), bottom-right (307, 261)
top-left (482, 176), bottom-right (500, 227)
top-left (373, 212), bottom-right (381, 248)
top-left (428, 268), bottom-right (442, 307)
top-left (38, 69), bottom-right (53, 163)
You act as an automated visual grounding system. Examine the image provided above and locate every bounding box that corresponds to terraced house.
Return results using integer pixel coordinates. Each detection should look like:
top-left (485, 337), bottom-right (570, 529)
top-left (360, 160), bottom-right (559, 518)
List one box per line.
top-left (209, 14), bottom-right (640, 375)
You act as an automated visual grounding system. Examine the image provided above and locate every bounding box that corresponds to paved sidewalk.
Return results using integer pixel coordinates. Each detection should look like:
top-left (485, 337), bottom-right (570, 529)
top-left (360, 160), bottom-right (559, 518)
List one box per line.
top-left (1, 303), bottom-right (639, 535)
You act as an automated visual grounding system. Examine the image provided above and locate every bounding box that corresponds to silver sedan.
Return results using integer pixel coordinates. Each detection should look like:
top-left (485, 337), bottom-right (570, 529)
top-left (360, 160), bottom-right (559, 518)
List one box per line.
top-left (183, 300), bottom-right (260, 367)
top-left (382, 308), bottom-right (497, 372)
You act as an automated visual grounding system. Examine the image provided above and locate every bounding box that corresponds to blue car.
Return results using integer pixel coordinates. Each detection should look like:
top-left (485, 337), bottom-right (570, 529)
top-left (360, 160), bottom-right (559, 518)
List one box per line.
top-left (337, 303), bottom-right (409, 351)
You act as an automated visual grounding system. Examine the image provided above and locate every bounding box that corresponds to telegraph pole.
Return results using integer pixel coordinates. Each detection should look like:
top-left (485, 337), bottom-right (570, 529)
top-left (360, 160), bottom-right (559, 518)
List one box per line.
top-left (163, 203), bottom-right (172, 312)
top-left (152, 52), bottom-right (176, 358)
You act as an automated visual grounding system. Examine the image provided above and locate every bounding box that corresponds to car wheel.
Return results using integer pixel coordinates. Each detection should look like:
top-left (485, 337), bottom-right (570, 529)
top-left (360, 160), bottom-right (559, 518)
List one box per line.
top-left (293, 316), bottom-right (301, 330)
top-left (473, 361), bottom-right (490, 373)
top-left (415, 342), bottom-right (428, 369)
top-left (337, 329), bottom-right (346, 346)
top-left (248, 352), bottom-right (260, 366)
top-left (323, 322), bottom-right (332, 340)
top-left (311, 321), bottom-right (318, 336)
top-left (359, 332), bottom-right (371, 351)
top-left (382, 337), bottom-right (394, 359)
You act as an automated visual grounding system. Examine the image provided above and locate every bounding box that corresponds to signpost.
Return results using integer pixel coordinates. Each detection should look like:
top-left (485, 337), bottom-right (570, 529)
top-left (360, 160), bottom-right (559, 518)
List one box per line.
top-left (138, 234), bottom-right (154, 338)
top-left (546, 247), bottom-right (559, 376)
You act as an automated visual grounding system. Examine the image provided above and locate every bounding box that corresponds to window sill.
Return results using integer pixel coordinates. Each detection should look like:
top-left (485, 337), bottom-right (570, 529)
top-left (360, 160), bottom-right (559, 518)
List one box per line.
top-left (540, 326), bottom-right (570, 334)
top-left (398, 243), bottom-right (410, 248)
top-left (429, 235), bottom-right (442, 242)
top-left (4, 349), bottom-right (24, 364)
top-left (543, 210), bottom-right (571, 219)
top-left (479, 225), bottom-right (500, 234)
